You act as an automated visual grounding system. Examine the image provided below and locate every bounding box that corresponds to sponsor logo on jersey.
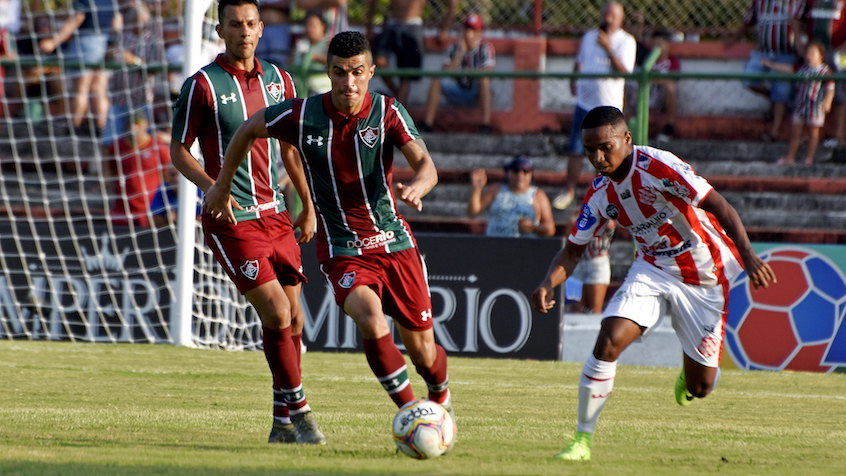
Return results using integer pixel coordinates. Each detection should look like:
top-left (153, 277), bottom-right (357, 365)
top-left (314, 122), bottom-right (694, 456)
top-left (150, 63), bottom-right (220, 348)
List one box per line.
top-left (629, 208), bottom-right (671, 236)
top-left (346, 230), bottom-right (396, 250)
top-left (661, 178), bottom-right (691, 198)
top-left (591, 176), bottom-right (609, 189)
top-left (306, 135), bottom-right (324, 146)
top-left (576, 204), bottom-right (597, 231)
top-left (638, 187), bottom-right (658, 206)
top-left (621, 189), bottom-right (632, 200)
top-left (636, 151), bottom-right (652, 169)
top-left (642, 239), bottom-right (692, 257)
top-left (358, 126), bottom-right (380, 148)
top-left (240, 259), bottom-right (259, 280)
top-left (265, 81), bottom-right (282, 101)
top-left (220, 92), bottom-right (237, 104)
top-left (338, 271), bottom-right (356, 289)
top-left (605, 204), bottom-right (619, 220)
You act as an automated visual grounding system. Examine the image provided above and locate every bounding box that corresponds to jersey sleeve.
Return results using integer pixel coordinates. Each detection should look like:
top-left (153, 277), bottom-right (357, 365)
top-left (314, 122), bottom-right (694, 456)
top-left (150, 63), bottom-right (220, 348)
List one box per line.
top-left (568, 202), bottom-right (606, 246)
top-left (171, 74), bottom-right (210, 146)
top-left (385, 99), bottom-right (420, 146)
top-left (264, 99), bottom-right (299, 145)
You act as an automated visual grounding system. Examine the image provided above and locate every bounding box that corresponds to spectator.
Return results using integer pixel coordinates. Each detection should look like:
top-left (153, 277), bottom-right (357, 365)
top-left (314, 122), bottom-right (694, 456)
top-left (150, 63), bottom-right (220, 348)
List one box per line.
top-left (291, 10), bottom-right (330, 96)
top-left (255, 1), bottom-right (291, 68)
top-left (419, 13), bottom-right (495, 133)
top-left (729, 0), bottom-right (806, 142)
top-left (295, 0), bottom-right (348, 39)
top-left (0, 0), bottom-right (21, 120)
top-left (802, 0), bottom-right (846, 146)
top-left (764, 41), bottom-right (835, 164)
top-left (467, 155), bottom-right (555, 238)
top-left (566, 214), bottom-right (616, 314)
top-left (552, 1), bottom-right (636, 211)
top-left (111, 113), bottom-right (169, 227)
top-left (150, 163), bottom-right (202, 227)
top-left (38, 0), bottom-right (122, 136)
top-left (366, 0), bottom-right (459, 104)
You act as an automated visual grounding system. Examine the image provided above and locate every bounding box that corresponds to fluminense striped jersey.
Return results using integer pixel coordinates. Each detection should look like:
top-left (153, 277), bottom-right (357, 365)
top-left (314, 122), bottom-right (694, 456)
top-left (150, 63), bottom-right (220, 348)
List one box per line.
top-left (171, 55), bottom-right (296, 222)
top-left (569, 146), bottom-right (743, 287)
top-left (745, 0), bottom-right (807, 55)
top-left (264, 92), bottom-right (420, 262)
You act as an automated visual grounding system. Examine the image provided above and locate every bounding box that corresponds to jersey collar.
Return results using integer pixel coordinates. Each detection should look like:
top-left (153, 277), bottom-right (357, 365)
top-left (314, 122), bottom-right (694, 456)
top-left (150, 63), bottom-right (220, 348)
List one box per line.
top-left (214, 54), bottom-right (265, 79)
top-left (322, 91), bottom-right (373, 123)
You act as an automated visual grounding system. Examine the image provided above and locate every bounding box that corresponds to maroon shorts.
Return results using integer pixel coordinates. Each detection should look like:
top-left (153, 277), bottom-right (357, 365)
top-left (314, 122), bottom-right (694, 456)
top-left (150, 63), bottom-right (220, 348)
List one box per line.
top-left (319, 247), bottom-right (433, 331)
top-left (203, 211), bottom-right (306, 294)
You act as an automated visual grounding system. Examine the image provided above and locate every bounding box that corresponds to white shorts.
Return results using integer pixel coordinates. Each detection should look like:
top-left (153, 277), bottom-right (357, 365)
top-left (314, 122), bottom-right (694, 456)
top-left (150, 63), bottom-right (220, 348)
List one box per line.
top-left (571, 255), bottom-right (611, 285)
top-left (602, 260), bottom-right (728, 367)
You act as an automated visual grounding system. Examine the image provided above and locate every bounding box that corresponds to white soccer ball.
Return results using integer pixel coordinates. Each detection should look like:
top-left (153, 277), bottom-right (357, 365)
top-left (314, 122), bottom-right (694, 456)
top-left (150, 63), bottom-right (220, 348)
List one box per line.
top-left (392, 399), bottom-right (456, 459)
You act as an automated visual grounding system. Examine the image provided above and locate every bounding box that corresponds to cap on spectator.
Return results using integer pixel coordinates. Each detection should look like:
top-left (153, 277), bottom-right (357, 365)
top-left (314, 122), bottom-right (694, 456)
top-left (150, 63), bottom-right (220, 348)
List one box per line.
top-left (463, 13), bottom-right (483, 31)
top-left (504, 155), bottom-right (533, 172)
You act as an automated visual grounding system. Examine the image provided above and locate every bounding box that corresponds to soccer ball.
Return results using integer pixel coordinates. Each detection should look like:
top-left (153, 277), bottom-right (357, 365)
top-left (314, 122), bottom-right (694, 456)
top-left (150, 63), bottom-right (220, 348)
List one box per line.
top-left (392, 399), bottom-right (456, 459)
top-left (726, 247), bottom-right (846, 372)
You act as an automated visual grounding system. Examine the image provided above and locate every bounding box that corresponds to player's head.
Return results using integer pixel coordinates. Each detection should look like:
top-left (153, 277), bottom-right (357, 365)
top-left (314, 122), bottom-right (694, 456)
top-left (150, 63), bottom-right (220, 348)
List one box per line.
top-left (580, 106), bottom-right (632, 178)
top-left (216, 0), bottom-right (263, 61)
top-left (327, 31), bottom-right (375, 114)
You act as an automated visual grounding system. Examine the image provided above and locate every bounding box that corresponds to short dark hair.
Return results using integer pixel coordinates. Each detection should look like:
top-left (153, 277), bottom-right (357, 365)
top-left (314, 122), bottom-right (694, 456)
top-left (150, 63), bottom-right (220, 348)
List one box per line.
top-left (327, 31), bottom-right (371, 61)
top-left (581, 106), bottom-right (627, 130)
top-left (218, 0), bottom-right (259, 23)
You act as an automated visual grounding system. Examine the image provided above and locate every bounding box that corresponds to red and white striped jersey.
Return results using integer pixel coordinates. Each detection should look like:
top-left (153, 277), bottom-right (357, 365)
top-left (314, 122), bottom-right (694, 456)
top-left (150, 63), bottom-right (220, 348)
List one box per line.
top-left (568, 145), bottom-right (743, 287)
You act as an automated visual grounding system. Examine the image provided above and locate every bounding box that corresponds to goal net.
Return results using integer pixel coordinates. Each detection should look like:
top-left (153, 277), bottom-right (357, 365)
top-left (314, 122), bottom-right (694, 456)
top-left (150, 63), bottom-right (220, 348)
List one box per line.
top-left (0, 0), bottom-right (262, 349)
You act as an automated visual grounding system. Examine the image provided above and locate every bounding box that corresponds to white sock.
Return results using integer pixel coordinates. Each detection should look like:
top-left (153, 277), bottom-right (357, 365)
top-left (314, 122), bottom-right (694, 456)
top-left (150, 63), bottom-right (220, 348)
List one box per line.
top-left (576, 354), bottom-right (617, 434)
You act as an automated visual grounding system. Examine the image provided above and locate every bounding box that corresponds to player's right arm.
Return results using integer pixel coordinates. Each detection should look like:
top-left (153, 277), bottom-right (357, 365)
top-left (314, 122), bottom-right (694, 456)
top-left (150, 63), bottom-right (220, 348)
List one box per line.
top-left (532, 239), bottom-right (587, 313)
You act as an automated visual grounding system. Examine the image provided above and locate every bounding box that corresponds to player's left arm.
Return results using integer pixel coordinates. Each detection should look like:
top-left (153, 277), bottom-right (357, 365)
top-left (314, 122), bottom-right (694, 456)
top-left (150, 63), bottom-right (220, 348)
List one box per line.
top-left (700, 190), bottom-right (777, 289)
top-left (397, 139), bottom-right (438, 212)
top-left (204, 111), bottom-right (269, 223)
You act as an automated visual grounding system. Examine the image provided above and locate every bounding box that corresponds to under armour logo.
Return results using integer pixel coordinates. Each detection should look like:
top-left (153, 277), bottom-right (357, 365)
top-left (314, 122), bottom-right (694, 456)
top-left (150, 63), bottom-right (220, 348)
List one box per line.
top-left (306, 135), bottom-right (324, 146)
top-left (220, 93), bottom-right (237, 104)
top-left (420, 309), bottom-right (432, 321)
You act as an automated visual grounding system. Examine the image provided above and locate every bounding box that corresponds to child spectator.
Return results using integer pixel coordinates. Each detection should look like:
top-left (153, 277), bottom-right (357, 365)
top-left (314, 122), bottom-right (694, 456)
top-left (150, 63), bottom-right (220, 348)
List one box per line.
top-left (420, 13), bottom-right (495, 133)
top-left (291, 10), bottom-right (330, 96)
top-left (763, 41), bottom-right (835, 165)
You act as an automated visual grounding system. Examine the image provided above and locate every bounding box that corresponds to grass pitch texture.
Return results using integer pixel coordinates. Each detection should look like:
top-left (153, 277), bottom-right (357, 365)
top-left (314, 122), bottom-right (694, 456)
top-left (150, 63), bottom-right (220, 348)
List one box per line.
top-left (1, 341), bottom-right (844, 475)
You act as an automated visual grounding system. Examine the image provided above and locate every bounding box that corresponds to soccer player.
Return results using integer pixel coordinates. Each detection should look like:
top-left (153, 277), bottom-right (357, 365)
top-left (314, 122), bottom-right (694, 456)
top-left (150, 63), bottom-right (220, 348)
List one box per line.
top-left (170, 0), bottom-right (325, 445)
top-left (532, 106), bottom-right (777, 461)
top-left (205, 31), bottom-right (452, 416)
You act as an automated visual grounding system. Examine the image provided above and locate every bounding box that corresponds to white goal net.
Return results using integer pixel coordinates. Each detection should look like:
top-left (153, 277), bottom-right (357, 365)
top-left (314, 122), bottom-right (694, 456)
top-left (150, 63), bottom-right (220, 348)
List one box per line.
top-left (0, 0), bottom-right (263, 348)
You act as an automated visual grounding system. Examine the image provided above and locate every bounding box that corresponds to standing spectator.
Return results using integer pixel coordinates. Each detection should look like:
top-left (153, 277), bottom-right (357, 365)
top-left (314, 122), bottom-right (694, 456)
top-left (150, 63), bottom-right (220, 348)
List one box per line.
top-left (764, 41), bottom-right (835, 164)
top-left (291, 10), bottom-right (331, 96)
top-left (729, 0), bottom-right (806, 142)
top-left (209, 31), bottom-right (454, 419)
top-left (170, 0), bottom-right (325, 445)
top-left (532, 106), bottom-right (776, 462)
top-left (0, 0), bottom-right (21, 120)
top-left (552, 1), bottom-right (636, 211)
top-left (111, 113), bottom-right (169, 228)
top-left (568, 215), bottom-right (616, 314)
top-left (255, 1), bottom-right (291, 68)
top-left (466, 155), bottom-right (555, 238)
top-left (38, 0), bottom-right (122, 136)
top-left (420, 13), bottom-right (495, 133)
top-left (366, 0), bottom-right (459, 104)
top-left (802, 0), bottom-right (846, 146)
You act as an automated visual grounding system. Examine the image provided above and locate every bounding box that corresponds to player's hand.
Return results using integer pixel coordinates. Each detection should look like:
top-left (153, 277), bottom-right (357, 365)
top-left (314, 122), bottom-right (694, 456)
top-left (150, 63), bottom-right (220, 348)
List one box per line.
top-left (743, 253), bottom-right (777, 290)
top-left (531, 285), bottom-right (556, 313)
top-left (469, 168), bottom-right (487, 190)
top-left (203, 182), bottom-right (241, 224)
top-left (396, 182), bottom-right (424, 211)
top-left (293, 208), bottom-right (316, 244)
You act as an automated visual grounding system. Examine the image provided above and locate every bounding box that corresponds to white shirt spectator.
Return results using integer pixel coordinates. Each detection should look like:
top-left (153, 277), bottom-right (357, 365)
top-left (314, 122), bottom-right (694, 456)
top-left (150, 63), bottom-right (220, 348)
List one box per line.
top-left (575, 28), bottom-right (637, 111)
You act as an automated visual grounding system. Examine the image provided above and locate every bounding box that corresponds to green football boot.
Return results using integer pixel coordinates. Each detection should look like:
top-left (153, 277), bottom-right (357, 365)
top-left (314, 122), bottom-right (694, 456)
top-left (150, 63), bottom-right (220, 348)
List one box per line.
top-left (553, 431), bottom-right (592, 461)
top-left (675, 368), bottom-right (694, 406)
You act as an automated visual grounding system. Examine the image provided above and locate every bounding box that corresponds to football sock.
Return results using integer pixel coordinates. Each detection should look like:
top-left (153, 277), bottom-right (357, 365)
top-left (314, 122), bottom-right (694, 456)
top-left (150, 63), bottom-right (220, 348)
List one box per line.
top-left (263, 326), bottom-right (310, 416)
top-left (576, 354), bottom-right (617, 434)
top-left (414, 343), bottom-right (449, 404)
top-left (363, 334), bottom-right (415, 407)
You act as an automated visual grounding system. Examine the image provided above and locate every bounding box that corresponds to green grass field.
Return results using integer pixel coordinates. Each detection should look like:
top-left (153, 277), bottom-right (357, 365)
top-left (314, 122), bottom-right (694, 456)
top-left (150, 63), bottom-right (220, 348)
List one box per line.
top-left (1, 341), bottom-right (844, 475)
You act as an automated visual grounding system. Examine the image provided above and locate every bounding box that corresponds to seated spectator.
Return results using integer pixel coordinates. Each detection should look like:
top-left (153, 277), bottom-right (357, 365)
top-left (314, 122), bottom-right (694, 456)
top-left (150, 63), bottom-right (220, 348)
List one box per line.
top-left (420, 13), bottom-right (495, 133)
top-left (467, 155), bottom-right (555, 238)
top-left (111, 113), bottom-right (170, 227)
top-left (150, 163), bottom-right (202, 227)
top-left (291, 10), bottom-right (331, 96)
top-left (255, 0), bottom-right (291, 68)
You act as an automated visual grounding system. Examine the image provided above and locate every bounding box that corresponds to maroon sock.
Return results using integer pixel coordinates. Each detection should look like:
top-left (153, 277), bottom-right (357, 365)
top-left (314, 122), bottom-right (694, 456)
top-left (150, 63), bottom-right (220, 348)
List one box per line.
top-left (263, 326), bottom-right (309, 414)
top-left (414, 344), bottom-right (450, 403)
top-left (363, 334), bottom-right (416, 408)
